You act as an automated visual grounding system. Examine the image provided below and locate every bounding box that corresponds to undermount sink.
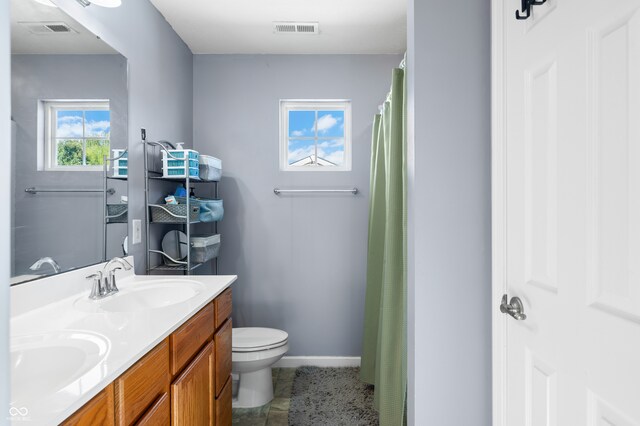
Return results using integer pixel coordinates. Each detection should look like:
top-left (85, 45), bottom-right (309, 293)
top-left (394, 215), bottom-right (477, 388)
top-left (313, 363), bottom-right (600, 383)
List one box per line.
top-left (74, 279), bottom-right (203, 313)
top-left (11, 331), bottom-right (110, 404)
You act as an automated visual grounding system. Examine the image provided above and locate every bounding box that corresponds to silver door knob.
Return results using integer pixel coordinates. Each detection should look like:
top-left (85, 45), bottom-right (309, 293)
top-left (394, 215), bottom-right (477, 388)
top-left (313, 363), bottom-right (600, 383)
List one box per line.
top-left (500, 294), bottom-right (527, 320)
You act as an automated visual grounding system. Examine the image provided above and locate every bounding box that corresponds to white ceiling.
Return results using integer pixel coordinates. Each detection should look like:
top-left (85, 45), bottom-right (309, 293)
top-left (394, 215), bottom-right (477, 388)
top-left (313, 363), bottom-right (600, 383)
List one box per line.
top-left (11, 0), bottom-right (118, 54)
top-left (149, 0), bottom-right (407, 54)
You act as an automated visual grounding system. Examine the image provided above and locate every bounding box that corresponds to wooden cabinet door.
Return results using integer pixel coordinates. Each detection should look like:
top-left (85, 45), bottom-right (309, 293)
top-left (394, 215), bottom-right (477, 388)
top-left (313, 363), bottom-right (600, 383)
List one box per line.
top-left (215, 377), bottom-right (232, 426)
top-left (62, 383), bottom-right (115, 426)
top-left (115, 339), bottom-right (170, 426)
top-left (171, 341), bottom-right (215, 426)
top-left (214, 319), bottom-right (232, 397)
top-left (135, 393), bottom-right (170, 426)
top-left (170, 303), bottom-right (214, 377)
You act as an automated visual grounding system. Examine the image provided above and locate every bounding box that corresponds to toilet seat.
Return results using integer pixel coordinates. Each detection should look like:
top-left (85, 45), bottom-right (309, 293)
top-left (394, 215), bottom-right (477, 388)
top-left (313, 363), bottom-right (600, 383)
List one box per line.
top-left (232, 327), bottom-right (288, 353)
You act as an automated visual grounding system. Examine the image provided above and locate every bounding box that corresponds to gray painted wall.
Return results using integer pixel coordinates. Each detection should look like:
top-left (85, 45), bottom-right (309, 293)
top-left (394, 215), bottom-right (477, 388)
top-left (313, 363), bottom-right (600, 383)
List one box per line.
top-left (11, 54), bottom-right (128, 277)
top-left (1, 0), bottom-right (11, 420)
top-left (407, 1), bottom-right (492, 425)
top-left (54, 0), bottom-right (194, 274)
top-left (193, 54), bottom-right (402, 356)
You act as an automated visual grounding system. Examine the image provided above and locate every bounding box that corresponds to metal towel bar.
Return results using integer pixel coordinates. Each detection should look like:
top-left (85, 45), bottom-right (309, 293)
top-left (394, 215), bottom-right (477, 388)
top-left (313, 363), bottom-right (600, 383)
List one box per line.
top-left (25, 187), bottom-right (116, 195)
top-left (273, 188), bottom-right (358, 195)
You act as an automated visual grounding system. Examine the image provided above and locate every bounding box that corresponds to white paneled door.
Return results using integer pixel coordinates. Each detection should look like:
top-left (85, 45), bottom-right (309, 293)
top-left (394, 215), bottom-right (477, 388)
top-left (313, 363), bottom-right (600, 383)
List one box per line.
top-left (494, 0), bottom-right (640, 425)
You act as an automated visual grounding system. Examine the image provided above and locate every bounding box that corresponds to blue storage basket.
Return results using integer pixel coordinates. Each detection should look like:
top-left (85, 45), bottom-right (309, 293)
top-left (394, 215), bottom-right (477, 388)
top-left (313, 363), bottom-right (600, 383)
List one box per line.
top-left (176, 196), bottom-right (223, 222)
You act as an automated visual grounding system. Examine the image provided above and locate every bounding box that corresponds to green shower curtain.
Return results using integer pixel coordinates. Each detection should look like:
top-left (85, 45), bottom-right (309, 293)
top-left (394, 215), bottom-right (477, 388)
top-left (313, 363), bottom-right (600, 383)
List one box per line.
top-left (361, 66), bottom-right (407, 426)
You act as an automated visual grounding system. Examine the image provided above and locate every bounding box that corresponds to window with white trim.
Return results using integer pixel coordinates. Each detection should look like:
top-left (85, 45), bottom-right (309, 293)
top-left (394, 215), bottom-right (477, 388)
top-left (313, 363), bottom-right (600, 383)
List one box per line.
top-left (43, 100), bottom-right (111, 171)
top-left (280, 100), bottom-right (352, 171)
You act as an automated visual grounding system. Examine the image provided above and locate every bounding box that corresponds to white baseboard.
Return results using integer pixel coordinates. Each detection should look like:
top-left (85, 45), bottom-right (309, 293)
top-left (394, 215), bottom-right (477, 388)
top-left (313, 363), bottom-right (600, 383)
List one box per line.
top-left (273, 356), bottom-right (361, 368)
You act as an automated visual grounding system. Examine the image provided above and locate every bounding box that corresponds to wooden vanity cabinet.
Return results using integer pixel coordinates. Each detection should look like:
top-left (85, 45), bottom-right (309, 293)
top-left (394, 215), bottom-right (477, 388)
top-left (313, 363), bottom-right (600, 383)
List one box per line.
top-left (171, 341), bottom-right (215, 425)
top-left (115, 339), bottom-right (170, 425)
top-left (62, 383), bottom-right (115, 426)
top-left (215, 378), bottom-right (232, 426)
top-left (136, 393), bottom-right (170, 426)
top-left (214, 288), bottom-right (232, 426)
top-left (169, 303), bottom-right (214, 377)
top-left (214, 288), bottom-right (232, 329)
top-left (169, 300), bottom-right (216, 425)
top-left (214, 319), bottom-right (232, 396)
top-left (64, 289), bottom-right (233, 426)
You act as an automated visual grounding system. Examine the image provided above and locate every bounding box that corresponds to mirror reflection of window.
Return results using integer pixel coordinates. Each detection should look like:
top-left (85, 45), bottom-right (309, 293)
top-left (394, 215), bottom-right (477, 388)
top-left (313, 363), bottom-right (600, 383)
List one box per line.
top-left (44, 100), bottom-right (111, 170)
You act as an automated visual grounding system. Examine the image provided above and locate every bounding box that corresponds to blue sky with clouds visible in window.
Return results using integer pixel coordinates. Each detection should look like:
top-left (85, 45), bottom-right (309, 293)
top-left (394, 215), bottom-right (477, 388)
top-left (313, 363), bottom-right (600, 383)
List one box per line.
top-left (288, 110), bottom-right (345, 165)
top-left (56, 110), bottom-right (111, 138)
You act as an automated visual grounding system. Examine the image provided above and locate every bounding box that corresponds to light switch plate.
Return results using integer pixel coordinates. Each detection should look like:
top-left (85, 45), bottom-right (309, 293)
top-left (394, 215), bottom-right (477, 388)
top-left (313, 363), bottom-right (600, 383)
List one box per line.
top-left (132, 219), bottom-right (142, 244)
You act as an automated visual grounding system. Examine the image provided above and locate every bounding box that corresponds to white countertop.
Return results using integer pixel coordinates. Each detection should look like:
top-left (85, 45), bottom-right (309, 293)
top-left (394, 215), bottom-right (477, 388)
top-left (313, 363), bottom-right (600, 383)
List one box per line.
top-left (10, 261), bottom-right (236, 425)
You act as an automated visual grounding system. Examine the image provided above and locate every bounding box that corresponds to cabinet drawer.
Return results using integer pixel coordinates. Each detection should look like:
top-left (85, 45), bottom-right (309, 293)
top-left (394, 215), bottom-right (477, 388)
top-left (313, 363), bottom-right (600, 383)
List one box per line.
top-left (170, 302), bottom-right (214, 376)
top-left (135, 393), bottom-right (169, 426)
top-left (214, 319), bottom-right (232, 397)
top-left (63, 383), bottom-right (115, 426)
top-left (215, 376), bottom-right (232, 426)
top-left (214, 288), bottom-right (232, 330)
top-left (171, 341), bottom-right (215, 426)
top-left (115, 339), bottom-right (170, 426)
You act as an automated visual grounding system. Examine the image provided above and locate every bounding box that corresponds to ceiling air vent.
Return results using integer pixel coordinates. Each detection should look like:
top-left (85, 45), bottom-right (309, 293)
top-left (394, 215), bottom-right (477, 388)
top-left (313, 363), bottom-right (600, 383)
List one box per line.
top-left (20, 21), bottom-right (77, 35)
top-left (273, 22), bottom-right (319, 35)
top-left (45, 23), bottom-right (73, 33)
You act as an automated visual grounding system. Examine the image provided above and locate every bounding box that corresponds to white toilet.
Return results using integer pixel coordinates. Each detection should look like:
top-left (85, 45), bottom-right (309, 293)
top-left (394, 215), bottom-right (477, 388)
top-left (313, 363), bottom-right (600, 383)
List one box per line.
top-left (232, 327), bottom-right (289, 408)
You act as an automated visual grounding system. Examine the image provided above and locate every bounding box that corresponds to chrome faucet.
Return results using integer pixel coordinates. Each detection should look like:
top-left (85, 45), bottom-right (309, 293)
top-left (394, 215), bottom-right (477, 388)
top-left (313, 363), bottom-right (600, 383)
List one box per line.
top-left (85, 257), bottom-right (133, 300)
top-left (86, 271), bottom-right (106, 300)
top-left (29, 257), bottom-right (61, 274)
top-left (102, 257), bottom-right (133, 295)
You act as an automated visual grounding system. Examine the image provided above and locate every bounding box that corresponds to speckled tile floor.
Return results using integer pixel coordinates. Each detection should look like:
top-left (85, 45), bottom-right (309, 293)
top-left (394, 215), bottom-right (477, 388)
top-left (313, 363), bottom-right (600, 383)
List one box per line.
top-left (232, 368), bottom-right (294, 426)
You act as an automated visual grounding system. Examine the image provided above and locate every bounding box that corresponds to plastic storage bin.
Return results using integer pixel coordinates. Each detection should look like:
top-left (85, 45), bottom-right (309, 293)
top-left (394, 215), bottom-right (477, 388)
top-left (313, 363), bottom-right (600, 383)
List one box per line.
top-left (190, 234), bottom-right (221, 263)
top-left (112, 149), bottom-right (128, 178)
top-left (113, 168), bottom-right (128, 178)
top-left (198, 155), bottom-right (222, 181)
top-left (175, 196), bottom-right (224, 222)
top-left (162, 149), bottom-right (199, 179)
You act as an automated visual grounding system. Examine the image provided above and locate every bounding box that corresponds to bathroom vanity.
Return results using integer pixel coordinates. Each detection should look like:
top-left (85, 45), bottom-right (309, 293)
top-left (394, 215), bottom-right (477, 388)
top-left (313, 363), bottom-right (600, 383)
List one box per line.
top-left (10, 261), bottom-right (236, 425)
top-left (64, 288), bottom-right (232, 425)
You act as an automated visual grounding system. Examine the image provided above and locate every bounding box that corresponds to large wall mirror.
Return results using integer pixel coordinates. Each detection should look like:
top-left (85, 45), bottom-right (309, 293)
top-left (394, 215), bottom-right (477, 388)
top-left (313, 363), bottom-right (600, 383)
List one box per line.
top-left (10, 0), bottom-right (129, 285)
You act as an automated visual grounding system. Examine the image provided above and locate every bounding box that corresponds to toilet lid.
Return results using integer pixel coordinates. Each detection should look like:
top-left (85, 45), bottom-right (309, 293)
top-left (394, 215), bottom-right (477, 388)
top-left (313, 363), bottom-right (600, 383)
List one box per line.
top-left (232, 327), bottom-right (288, 352)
